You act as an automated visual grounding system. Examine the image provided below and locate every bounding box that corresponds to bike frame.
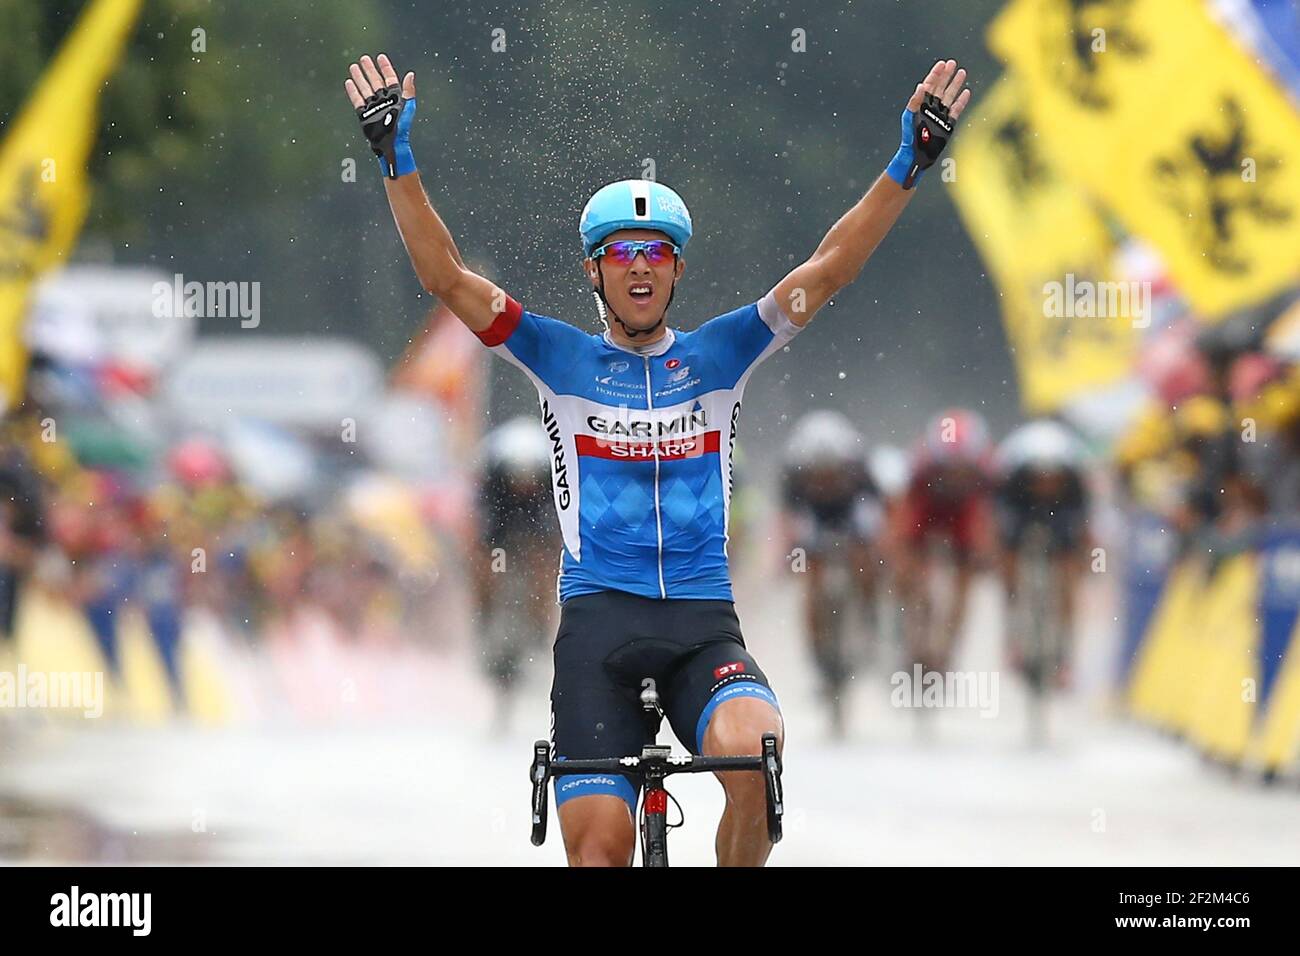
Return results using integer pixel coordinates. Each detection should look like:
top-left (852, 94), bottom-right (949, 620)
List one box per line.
top-left (1010, 521), bottom-right (1069, 745)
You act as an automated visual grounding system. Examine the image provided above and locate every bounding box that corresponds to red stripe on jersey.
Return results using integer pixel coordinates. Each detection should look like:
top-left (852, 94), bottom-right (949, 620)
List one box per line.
top-left (473, 296), bottom-right (523, 347)
top-left (575, 430), bottom-right (721, 461)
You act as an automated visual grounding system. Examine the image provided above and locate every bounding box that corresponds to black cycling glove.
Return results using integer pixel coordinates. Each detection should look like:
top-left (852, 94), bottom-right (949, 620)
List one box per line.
top-left (356, 83), bottom-right (417, 179)
top-left (887, 92), bottom-right (956, 189)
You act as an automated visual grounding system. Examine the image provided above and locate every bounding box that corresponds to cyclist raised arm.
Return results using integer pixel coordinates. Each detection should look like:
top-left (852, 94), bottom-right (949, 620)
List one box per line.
top-left (343, 53), bottom-right (504, 332)
top-left (344, 48), bottom-right (974, 867)
top-left (770, 59), bottom-right (970, 327)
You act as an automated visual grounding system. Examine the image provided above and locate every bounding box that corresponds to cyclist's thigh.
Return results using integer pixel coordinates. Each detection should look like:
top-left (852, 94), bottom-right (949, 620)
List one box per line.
top-left (1050, 516), bottom-right (1087, 587)
top-left (668, 643), bottom-right (781, 757)
top-left (1048, 507), bottom-right (1085, 554)
top-left (894, 538), bottom-right (935, 594)
top-left (954, 494), bottom-right (996, 563)
top-left (998, 501), bottom-right (1029, 552)
top-left (660, 604), bottom-right (781, 756)
top-left (550, 595), bottom-right (647, 817)
top-left (845, 532), bottom-right (878, 575)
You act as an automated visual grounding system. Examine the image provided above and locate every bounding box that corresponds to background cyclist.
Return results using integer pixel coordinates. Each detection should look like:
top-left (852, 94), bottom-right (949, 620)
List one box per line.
top-left (889, 408), bottom-right (997, 676)
top-left (473, 417), bottom-right (560, 729)
top-left (780, 410), bottom-right (883, 735)
top-left (994, 418), bottom-right (1092, 689)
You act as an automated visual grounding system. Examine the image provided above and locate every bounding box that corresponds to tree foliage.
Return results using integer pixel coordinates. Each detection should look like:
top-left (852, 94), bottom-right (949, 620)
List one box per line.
top-left (1, 0), bottom-right (1016, 435)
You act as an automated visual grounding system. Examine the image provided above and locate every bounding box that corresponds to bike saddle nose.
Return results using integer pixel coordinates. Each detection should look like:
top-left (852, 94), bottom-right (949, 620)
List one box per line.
top-left (601, 638), bottom-right (683, 686)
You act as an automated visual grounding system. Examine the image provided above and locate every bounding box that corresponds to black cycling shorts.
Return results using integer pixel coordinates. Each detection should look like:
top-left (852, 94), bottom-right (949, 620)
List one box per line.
top-left (549, 590), bottom-right (780, 815)
top-left (999, 504), bottom-right (1086, 554)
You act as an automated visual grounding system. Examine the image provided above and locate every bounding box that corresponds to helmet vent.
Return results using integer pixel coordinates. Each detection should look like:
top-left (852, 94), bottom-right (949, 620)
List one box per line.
top-left (634, 196), bottom-right (647, 216)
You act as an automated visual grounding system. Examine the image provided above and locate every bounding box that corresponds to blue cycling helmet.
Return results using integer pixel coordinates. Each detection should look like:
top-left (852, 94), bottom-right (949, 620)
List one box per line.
top-left (579, 179), bottom-right (693, 256)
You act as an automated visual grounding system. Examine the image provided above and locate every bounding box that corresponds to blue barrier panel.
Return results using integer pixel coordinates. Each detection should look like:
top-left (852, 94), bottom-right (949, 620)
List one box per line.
top-left (1118, 511), bottom-right (1177, 685)
top-left (1253, 522), bottom-right (1300, 714)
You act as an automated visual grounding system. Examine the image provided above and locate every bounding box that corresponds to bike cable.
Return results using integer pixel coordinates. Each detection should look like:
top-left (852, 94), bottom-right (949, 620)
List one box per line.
top-left (636, 787), bottom-right (687, 861)
top-left (665, 789), bottom-right (685, 832)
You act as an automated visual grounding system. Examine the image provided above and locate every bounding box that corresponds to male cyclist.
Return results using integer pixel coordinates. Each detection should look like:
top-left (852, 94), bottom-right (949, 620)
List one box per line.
top-left (473, 417), bottom-right (561, 728)
top-left (890, 408), bottom-right (996, 675)
top-left (780, 410), bottom-right (883, 735)
top-left (345, 52), bottom-right (970, 866)
top-left (994, 418), bottom-right (1091, 689)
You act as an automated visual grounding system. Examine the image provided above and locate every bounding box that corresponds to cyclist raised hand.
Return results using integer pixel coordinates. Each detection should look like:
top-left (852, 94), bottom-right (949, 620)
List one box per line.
top-left (346, 52), bottom-right (970, 866)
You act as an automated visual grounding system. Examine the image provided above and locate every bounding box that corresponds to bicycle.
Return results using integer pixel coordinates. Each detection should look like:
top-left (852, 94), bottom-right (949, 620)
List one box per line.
top-left (480, 554), bottom-right (540, 731)
top-left (1008, 523), bottom-right (1065, 745)
top-left (809, 531), bottom-right (855, 737)
top-left (477, 541), bottom-right (555, 732)
top-left (804, 525), bottom-right (880, 738)
top-left (528, 680), bottom-right (784, 866)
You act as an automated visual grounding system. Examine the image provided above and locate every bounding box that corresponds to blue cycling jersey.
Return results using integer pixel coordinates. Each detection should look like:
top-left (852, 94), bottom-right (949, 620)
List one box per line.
top-left (475, 292), bottom-right (802, 603)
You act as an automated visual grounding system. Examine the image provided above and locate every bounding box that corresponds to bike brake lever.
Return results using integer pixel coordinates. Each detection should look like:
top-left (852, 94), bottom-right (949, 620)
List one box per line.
top-left (530, 740), bottom-right (550, 847)
top-left (761, 732), bottom-right (784, 844)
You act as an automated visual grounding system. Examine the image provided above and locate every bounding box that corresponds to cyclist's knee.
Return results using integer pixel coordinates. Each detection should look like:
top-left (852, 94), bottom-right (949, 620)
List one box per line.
top-left (558, 795), bottom-right (635, 867)
top-left (566, 833), bottom-right (634, 867)
top-left (703, 698), bottom-right (783, 801)
top-left (894, 547), bottom-right (927, 591)
top-left (706, 697), bottom-right (782, 748)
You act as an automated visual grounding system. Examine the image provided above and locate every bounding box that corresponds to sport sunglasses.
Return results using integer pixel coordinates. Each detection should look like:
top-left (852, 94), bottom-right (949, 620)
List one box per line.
top-left (590, 239), bottom-right (681, 267)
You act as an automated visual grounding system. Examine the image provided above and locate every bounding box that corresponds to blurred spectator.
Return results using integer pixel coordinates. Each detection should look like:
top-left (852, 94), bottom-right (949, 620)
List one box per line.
top-left (0, 426), bottom-right (44, 648)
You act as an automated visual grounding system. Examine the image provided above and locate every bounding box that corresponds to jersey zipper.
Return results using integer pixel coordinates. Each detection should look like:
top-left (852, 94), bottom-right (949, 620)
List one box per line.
top-left (643, 355), bottom-right (667, 599)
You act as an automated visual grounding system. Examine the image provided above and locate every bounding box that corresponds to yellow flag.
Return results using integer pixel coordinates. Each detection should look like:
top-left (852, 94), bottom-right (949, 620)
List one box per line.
top-left (989, 0), bottom-right (1300, 318)
top-left (0, 0), bottom-right (144, 408)
top-left (949, 74), bottom-right (1138, 412)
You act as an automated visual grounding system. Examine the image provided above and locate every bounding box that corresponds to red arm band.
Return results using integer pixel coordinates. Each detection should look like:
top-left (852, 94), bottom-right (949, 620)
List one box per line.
top-left (473, 296), bottom-right (524, 347)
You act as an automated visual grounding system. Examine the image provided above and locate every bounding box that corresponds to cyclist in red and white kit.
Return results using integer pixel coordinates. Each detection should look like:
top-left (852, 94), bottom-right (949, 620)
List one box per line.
top-left (889, 409), bottom-right (997, 675)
